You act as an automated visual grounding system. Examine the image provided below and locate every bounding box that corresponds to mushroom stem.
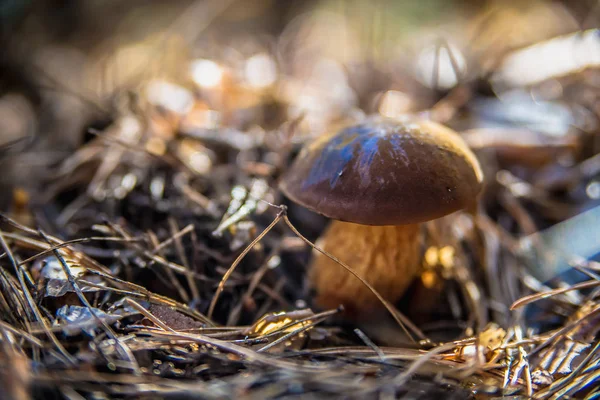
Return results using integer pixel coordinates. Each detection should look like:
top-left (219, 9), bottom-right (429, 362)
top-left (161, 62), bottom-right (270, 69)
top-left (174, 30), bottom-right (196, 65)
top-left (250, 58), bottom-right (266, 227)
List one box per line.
top-left (309, 221), bottom-right (422, 314)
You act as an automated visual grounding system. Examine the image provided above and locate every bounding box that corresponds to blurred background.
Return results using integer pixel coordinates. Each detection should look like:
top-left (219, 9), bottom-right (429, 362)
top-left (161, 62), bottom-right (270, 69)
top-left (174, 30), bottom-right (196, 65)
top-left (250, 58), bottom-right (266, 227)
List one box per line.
top-left (1, 0), bottom-right (597, 200)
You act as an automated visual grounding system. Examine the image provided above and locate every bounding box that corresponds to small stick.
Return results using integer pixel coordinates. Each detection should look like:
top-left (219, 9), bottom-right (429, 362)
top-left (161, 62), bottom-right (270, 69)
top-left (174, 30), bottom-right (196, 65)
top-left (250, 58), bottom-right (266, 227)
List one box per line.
top-left (169, 218), bottom-right (200, 304)
top-left (511, 280), bottom-right (600, 310)
top-left (207, 209), bottom-right (285, 319)
top-left (354, 328), bottom-right (386, 362)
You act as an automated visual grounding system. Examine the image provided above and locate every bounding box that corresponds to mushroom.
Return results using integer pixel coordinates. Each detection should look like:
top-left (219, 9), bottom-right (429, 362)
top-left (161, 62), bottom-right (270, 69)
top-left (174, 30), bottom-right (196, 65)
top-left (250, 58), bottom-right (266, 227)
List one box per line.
top-left (280, 115), bottom-right (483, 314)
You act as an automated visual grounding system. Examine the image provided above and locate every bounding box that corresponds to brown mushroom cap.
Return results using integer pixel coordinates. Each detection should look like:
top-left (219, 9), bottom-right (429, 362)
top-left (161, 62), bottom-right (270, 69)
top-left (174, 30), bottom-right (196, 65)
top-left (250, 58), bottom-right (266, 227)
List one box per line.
top-left (280, 115), bottom-right (483, 225)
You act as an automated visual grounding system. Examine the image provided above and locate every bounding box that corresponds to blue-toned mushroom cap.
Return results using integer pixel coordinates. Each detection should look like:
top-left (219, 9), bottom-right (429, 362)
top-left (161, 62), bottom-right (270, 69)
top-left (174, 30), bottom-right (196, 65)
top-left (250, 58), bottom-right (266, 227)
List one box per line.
top-left (280, 116), bottom-right (483, 225)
